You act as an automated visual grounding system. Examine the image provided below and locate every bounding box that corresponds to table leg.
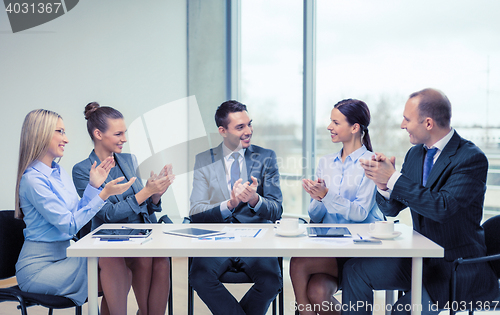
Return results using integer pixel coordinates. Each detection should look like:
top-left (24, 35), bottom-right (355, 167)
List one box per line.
top-left (385, 290), bottom-right (395, 315)
top-left (88, 257), bottom-right (99, 315)
top-left (411, 257), bottom-right (423, 315)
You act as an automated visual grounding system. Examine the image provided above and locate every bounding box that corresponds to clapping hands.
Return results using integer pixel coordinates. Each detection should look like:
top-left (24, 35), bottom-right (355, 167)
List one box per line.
top-left (359, 153), bottom-right (396, 190)
top-left (89, 156), bottom-right (115, 189)
top-left (100, 176), bottom-right (136, 200)
top-left (146, 164), bottom-right (175, 204)
top-left (302, 178), bottom-right (328, 201)
top-left (88, 156), bottom-right (136, 200)
top-left (228, 176), bottom-right (259, 209)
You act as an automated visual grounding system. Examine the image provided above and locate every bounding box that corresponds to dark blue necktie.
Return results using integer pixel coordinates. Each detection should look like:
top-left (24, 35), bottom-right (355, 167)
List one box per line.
top-left (423, 147), bottom-right (438, 186)
top-left (230, 153), bottom-right (240, 190)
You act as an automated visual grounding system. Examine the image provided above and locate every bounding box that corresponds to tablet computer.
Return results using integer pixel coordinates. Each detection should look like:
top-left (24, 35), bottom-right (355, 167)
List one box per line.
top-left (92, 228), bottom-right (152, 239)
top-left (307, 227), bottom-right (351, 237)
top-left (163, 228), bottom-right (225, 238)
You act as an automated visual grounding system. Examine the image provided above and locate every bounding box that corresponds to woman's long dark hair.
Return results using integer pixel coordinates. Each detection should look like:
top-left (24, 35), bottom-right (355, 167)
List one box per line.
top-left (334, 99), bottom-right (373, 152)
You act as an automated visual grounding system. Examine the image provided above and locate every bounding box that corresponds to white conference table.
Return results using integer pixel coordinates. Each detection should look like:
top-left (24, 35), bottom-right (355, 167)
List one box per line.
top-left (67, 223), bottom-right (443, 315)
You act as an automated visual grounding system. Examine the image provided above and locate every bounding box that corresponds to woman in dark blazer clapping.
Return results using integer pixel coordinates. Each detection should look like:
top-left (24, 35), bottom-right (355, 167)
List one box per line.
top-left (73, 103), bottom-right (175, 315)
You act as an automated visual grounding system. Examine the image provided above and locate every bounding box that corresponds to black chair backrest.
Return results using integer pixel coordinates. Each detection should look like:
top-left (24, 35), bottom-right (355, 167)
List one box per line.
top-left (482, 214), bottom-right (500, 278)
top-left (0, 210), bottom-right (26, 280)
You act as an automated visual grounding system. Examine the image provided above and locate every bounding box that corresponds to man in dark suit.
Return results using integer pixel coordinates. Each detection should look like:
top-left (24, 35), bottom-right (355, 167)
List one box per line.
top-left (342, 88), bottom-right (499, 315)
top-left (188, 100), bottom-right (283, 315)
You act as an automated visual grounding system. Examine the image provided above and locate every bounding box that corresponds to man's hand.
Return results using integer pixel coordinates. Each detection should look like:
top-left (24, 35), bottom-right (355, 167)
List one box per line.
top-left (302, 178), bottom-right (328, 201)
top-left (228, 178), bottom-right (243, 210)
top-left (234, 176), bottom-right (259, 207)
top-left (359, 153), bottom-right (396, 190)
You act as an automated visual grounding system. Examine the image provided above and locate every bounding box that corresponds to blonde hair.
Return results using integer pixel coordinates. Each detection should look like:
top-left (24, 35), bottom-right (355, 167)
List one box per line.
top-left (15, 109), bottom-right (62, 219)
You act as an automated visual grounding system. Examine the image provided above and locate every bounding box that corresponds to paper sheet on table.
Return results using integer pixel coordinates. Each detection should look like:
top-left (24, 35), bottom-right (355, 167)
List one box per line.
top-left (192, 234), bottom-right (241, 242)
top-left (221, 227), bottom-right (267, 238)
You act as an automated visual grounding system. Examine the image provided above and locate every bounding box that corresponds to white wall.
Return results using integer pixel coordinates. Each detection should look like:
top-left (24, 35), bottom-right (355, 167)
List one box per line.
top-left (0, 0), bottom-right (188, 219)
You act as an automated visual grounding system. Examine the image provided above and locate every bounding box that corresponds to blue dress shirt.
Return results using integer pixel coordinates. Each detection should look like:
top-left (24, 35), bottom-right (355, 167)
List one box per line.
top-left (19, 160), bottom-right (105, 242)
top-left (308, 145), bottom-right (383, 224)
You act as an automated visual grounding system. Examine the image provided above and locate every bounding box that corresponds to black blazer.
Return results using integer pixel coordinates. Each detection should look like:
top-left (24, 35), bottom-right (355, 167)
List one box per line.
top-left (189, 143), bottom-right (283, 223)
top-left (377, 131), bottom-right (498, 306)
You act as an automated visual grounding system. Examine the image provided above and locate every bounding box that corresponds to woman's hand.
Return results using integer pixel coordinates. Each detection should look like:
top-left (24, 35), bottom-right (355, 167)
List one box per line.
top-left (302, 178), bottom-right (328, 201)
top-left (89, 157), bottom-right (115, 189)
top-left (158, 164), bottom-right (173, 178)
top-left (134, 164), bottom-right (176, 205)
top-left (148, 165), bottom-right (176, 204)
top-left (99, 176), bottom-right (136, 200)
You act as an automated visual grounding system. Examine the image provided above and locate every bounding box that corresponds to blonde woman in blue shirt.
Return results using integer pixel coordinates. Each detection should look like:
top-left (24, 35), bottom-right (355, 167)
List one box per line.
top-left (14, 109), bottom-right (135, 310)
top-left (290, 99), bottom-right (383, 315)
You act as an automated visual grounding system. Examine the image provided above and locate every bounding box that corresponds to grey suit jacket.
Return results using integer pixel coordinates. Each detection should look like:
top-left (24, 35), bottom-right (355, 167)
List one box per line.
top-left (189, 143), bottom-right (283, 223)
top-left (73, 151), bottom-right (160, 229)
top-left (376, 131), bottom-right (498, 305)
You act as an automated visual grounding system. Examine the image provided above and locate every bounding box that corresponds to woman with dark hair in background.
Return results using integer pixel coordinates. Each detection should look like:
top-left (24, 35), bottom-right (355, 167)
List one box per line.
top-left (73, 102), bottom-right (175, 315)
top-left (15, 109), bottom-right (134, 308)
top-left (290, 99), bottom-right (383, 315)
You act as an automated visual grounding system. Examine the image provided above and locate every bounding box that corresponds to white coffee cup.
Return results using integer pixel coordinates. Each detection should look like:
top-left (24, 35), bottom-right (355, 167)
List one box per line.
top-left (369, 221), bottom-right (394, 235)
top-left (275, 218), bottom-right (299, 232)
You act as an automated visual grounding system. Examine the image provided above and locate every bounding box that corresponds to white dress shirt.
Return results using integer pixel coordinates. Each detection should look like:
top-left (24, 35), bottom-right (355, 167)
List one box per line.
top-left (379, 128), bottom-right (455, 199)
top-left (219, 144), bottom-right (263, 219)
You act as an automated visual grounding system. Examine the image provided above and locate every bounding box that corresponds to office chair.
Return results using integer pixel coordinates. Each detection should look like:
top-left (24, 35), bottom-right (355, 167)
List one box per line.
top-left (450, 214), bottom-right (500, 315)
top-left (0, 210), bottom-right (83, 315)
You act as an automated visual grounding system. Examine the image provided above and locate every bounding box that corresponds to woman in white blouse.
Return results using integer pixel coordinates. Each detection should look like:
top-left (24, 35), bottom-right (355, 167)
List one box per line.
top-left (14, 109), bottom-right (134, 310)
top-left (290, 99), bottom-right (384, 315)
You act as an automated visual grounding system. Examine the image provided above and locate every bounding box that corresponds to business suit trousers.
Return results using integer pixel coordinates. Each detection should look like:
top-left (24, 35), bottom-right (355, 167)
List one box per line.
top-left (341, 257), bottom-right (439, 315)
top-left (189, 256), bottom-right (282, 315)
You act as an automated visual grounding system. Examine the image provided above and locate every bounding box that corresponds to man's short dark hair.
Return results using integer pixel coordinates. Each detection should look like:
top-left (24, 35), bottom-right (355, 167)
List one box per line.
top-left (409, 88), bottom-right (451, 128)
top-left (215, 100), bottom-right (248, 129)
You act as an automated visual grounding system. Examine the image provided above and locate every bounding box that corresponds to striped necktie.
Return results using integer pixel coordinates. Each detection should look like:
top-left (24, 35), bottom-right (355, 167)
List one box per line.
top-left (423, 147), bottom-right (438, 186)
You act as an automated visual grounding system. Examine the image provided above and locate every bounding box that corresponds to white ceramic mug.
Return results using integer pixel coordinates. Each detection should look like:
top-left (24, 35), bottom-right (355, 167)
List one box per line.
top-left (275, 218), bottom-right (299, 232)
top-left (369, 221), bottom-right (394, 235)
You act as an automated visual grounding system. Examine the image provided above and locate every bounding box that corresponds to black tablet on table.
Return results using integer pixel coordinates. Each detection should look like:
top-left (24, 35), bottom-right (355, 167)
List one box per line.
top-left (92, 228), bottom-right (152, 239)
top-left (306, 227), bottom-right (351, 237)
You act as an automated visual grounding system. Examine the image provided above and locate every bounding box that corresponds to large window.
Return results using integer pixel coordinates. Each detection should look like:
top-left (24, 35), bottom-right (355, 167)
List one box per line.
top-left (241, 0), bottom-right (304, 215)
top-left (241, 0), bottom-right (500, 220)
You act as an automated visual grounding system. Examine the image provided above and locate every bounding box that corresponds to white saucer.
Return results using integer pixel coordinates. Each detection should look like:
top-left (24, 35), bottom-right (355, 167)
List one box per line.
top-left (274, 226), bottom-right (306, 237)
top-left (368, 231), bottom-right (402, 239)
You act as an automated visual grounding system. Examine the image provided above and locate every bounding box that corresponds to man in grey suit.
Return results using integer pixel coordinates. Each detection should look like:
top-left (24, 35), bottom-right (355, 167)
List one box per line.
top-left (342, 88), bottom-right (499, 315)
top-left (188, 100), bottom-right (283, 315)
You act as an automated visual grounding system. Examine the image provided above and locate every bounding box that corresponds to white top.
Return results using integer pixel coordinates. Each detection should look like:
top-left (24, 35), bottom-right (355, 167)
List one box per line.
top-left (380, 128), bottom-right (455, 198)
